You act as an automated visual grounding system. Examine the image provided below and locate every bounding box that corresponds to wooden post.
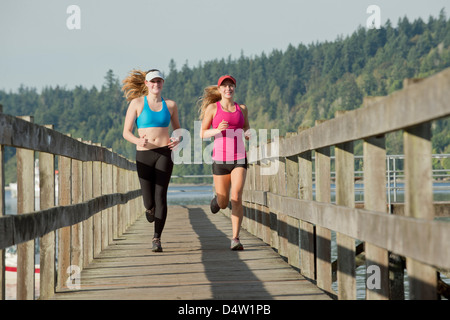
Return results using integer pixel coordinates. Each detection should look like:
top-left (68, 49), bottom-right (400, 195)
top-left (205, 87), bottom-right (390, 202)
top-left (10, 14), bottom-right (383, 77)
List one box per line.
top-left (243, 162), bottom-right (250, 231)
top-left (39, 125), bottom-right (56, 300)
top-left (254, 162), bottom-right (262, 240)
top-left (363, 135), bottom-right (389, 299)
top-left (121, 167), bottom-right (128, 236)
top-left (82, 143), bottom-right (94, 267)
top-left (125, 169), bottom-right (132, 231)
top-left (285, 135), bottom-right (300, 270)
top-left (403, 123), bottom-right (437, 299)
top-left (123, 169), bottom-right (129, 234)
top-left (114, 165), bottom-right (120, 239)
top-left (276, 155), bottom-right (288, 260)
top-left (252, 163), bottom-right (258, 236)
top-left (259, 168), bottom-right (272, 245)
top-left (335, 110), bottom-right (356, 300)
top-left (335, 140), bottom-right (356, 300)
top-left (118, 167), bottom-right (126, 236)
top-left (285, 154), bottom-right (299, 198)
top-left (104, 150), bottom-right (114, 244)
top-left (112, 162), bottom-right (117, 239)
top-left (106, 157), bottom-right (113, 245)
top-left (315, 120), bottom-right (332, 294)
top-left (57, 147), bottom-right (71, 291)
top-left (92, 146), bottom-right (102, 257)
top-left (246, 163), bottom-right (256, 235)
top-left (241, 161), bottom-right (248, 231)
top-left (267, 156), bottom-right (279, 251)
top-left (0, 105), bottom-right (5, 300)
top-left (261, 163), bottom-right (271, 245)
top-left (16, 116), bottom-right (35, 300)
top-left (71, 144), bottom-right (83, 272)
top-left (133, 169), bottom-right (139, 224)
top-left (101, 159), bottom-right (109, 250)
top-left (299, 150), bottom-right (314, 278)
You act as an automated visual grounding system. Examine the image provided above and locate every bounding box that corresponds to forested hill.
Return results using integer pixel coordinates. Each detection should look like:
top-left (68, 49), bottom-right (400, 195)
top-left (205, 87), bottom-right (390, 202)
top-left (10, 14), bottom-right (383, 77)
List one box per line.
top-left (1, 11), bottom-right (450, 183)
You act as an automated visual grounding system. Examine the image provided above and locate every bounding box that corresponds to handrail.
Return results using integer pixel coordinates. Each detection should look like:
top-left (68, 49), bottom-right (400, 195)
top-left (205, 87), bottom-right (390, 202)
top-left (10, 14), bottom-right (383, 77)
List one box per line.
top-left (248, 68), bottom-right (450, 162)
top-left (0, 111), bottom-right (142, 300)
top-left (240, 68), bottom-right (450, 300)
top-left (0, 112), bottom-right (135, 169)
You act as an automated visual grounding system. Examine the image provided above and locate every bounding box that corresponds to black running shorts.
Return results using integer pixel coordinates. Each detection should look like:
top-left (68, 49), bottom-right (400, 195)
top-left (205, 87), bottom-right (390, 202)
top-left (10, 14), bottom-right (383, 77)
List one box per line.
top-left (212, 158), bottom-right (248, 175)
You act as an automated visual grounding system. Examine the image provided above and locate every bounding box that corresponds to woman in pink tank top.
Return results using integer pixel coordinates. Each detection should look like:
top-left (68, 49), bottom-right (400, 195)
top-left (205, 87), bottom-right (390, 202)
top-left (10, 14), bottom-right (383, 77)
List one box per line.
top-left (199, 75), bottom-right (251, 250)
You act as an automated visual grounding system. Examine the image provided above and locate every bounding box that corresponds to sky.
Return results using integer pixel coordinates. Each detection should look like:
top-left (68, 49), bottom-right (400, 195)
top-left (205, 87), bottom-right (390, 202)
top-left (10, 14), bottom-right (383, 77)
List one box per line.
top-left (0, 0), bottom-right (448, 92)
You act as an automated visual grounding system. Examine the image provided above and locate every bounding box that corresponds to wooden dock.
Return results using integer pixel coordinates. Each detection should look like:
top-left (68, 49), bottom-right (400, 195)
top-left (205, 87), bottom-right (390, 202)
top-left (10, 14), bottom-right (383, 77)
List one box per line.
top-left (51, 205), bottom-right (331, 300)
top-left (3, 68), bottom-right (450, 300)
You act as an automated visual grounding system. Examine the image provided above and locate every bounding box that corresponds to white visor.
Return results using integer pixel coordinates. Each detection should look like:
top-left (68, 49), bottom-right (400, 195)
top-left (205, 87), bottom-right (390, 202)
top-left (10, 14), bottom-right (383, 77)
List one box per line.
top-left (145, 70), bottom-right (165, 82)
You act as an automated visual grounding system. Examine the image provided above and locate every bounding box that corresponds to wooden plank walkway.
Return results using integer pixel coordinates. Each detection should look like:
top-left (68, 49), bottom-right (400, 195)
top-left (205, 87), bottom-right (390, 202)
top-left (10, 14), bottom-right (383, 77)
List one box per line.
top-left (51, 205), bottom-right (331, 300)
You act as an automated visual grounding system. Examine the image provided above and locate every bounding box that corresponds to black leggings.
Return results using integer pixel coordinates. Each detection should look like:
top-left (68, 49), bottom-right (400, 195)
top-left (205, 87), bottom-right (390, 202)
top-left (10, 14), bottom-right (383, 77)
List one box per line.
top-left (136, 147), bottom-right (173, 239)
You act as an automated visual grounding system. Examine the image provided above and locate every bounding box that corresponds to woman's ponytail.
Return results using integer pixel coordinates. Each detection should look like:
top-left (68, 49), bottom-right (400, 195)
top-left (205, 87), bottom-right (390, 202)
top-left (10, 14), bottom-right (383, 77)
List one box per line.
top-left (198, 85), bottom-right (221, 119)
top-left (122, 69), bottom-right (148, 102)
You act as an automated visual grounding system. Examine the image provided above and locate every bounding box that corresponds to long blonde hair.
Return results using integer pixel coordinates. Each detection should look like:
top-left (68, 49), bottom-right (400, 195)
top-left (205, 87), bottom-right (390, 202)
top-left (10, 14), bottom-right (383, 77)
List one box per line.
top-left (122, 69), bottom-right (161, 102)
top-left (198, 85), bottom-right (222, 119)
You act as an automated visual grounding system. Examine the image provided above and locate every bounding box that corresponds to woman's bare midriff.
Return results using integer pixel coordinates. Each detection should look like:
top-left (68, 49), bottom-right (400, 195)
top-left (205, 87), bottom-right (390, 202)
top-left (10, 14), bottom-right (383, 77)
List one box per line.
top-left (137, 127), bottom-right (170, 151)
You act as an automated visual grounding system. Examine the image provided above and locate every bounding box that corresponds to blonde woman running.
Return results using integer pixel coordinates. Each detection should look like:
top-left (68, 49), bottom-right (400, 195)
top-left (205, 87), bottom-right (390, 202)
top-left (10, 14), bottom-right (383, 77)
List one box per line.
top-left (122, 69), bottom-right (181, 252)
top-left (198, 75), bottom-right (251, 250)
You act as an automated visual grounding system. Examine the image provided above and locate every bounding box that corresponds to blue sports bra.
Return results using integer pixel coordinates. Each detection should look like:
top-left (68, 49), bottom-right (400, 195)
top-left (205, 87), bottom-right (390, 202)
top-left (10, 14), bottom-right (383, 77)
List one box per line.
top-left (136, 97), bottom-right (171, 128)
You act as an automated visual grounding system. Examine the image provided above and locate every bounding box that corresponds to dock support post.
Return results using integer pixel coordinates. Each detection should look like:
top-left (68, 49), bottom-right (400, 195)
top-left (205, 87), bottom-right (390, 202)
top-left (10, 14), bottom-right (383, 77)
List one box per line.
top-left (364, 135), bottom-right (389, 299)
top-left (404, 123), bottom-right (438, 299)
top-left (16, 116), bottom-right (35, 300)
top-left (39, 125), bottom-right (56, 299)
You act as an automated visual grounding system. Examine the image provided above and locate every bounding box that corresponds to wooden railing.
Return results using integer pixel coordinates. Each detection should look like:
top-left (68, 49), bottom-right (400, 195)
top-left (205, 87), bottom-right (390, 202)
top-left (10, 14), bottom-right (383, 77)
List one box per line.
top-left (239, 68), bottom-right (450, 300)
top-left (0, 109), bottom-right (142, 300)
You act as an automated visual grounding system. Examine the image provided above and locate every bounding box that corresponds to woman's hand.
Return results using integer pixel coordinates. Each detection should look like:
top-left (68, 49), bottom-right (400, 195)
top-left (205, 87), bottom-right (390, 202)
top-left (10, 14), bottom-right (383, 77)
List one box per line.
top-left (244, 129), bottom-right (251, 140)
top-left (138, 134), bottom-right (148, 147)
top-left (168, 136), bottom-right (180, 150)
top-left (217, 120), bottom-right (228, 131)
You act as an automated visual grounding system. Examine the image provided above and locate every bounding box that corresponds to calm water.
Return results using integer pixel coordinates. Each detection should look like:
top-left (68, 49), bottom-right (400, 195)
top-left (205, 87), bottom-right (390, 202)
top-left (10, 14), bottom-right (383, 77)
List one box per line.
top-left (167, 185), bottom-right (214, 205)
top-left (5, 183), bottom-right (450, 215)
top-left (3, 185), bottom-right (214, 216)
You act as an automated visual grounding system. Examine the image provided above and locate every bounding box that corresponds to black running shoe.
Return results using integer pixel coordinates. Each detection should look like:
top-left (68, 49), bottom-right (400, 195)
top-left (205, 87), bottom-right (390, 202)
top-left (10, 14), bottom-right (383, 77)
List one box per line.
top-left (210, 196), bottom-right (220, 214)
top-left (145, 208), bottom-right (155, 223)
top-left (231, 238), bottom-right (244, 251)
top-left (152, 238), bottom-right (163, 252)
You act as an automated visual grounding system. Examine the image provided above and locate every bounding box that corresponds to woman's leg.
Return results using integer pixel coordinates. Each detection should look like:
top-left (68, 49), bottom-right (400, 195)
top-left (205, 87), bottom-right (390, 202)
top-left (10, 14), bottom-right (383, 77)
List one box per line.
top-left (152, 149), bottom-right (174, 239)
top-left (213, 173), bottom-right (231, 209)
top-left (136, 151), bottom-right (156, 213)
top-left (230, 167), bottom-right (247, 239)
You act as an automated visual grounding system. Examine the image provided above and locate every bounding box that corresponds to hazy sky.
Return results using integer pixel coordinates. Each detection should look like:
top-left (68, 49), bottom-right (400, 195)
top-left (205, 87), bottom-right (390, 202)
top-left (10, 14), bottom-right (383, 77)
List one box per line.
top-left (0, 0), bottom-right (448, 92)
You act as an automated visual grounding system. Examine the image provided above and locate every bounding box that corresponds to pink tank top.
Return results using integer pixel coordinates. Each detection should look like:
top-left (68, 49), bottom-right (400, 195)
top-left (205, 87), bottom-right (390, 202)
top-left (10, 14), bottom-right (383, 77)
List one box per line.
top-left (212, 102), bottom-right (246, 162)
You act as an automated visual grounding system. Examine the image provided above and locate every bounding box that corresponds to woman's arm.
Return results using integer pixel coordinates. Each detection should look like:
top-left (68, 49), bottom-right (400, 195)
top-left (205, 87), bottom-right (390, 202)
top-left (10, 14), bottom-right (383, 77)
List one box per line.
top-left (200, 103), bottom-right (228, 139)
top-left (167, 100), bottom-right (181, 131)
top-left (240, 104), bottom-right (251, 140)
top-left (123, 98), bottom-right (147, 147)
top-left (167, 100), bottom-right (181, 149)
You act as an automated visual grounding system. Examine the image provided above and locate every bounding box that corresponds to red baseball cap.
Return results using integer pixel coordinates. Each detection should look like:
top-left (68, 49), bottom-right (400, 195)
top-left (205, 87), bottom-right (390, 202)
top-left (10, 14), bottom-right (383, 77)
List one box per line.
top-left (217, 75), bottom-right (236, 86)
